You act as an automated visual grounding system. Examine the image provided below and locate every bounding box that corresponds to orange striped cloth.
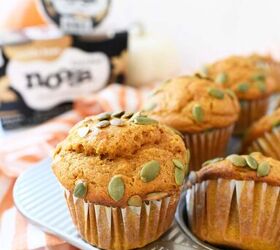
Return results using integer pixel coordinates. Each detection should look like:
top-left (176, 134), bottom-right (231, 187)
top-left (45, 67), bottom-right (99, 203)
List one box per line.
top-left (0, 84), bottom-right (149, 250)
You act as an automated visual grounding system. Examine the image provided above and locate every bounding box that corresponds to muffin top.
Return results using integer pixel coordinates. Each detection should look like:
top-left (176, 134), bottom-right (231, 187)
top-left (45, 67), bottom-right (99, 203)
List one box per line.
top-left (189, 152), bottom-right (279, 186)
top-left (243, 108), bottom-right (280, 148)
top-left (207, 55), bottom-right (276, 100)
top-left (52, 112), bottom-right (189, 207)
top-left (143, 75), bottom-right (240, 133)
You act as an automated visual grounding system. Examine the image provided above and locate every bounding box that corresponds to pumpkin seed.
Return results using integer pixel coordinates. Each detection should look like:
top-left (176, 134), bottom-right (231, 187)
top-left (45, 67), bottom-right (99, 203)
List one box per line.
top-left (175, 168), bottom-right (184, 185)
top-left (112, 111), bottom-right (125, 118)
top-left (143, 102), bottom-right (157, 111)
top-left (215, 72), bottom-right (228, 84)
top-left (200, 65), bottom-right (208, 77)
top-left (192, 104), bottom-right (204, 123)
top-left (140, 160), bottom-right (160, 182)
top-left (90, 127), bottom-right (100, 137)
top-left (208, 88), bottom-right (224, 99)
top-left (73, 180), bottom-right (87, 198)
top-left (128, 195), bottom-right (142, 207)
top-left (226, 154), bottom-right (246, 167)
top-left (133, 116), bottom-right (158, 125)
top-left (245, 155), bottom-right (258, 170)
top-left (145, 192), bottom-right (168, 201)
top-left (237, 83), bottom-right (249, 93)
top-left (256, 80), bottom-right (266, 93)
top-left (108, 175), bottom-right (125, 201)
top-left (257, 161), bottom-right (271, 177)
top-left (97, 112), bottom-right (111, 121)
top-left (77, 127), bottom-right (90, 138)
top-left (110, 118), bottom-right (125, 126)
top-left (96, 120), bottom-right (110, 128)
top-left (272, 120), bottom-right (280, 129)
top-left (202, 157), bottom-right (224, 167)
top-left (122, 112), bottom-right (134, 119)
top-left (172, 159), bottom-right (184, 170)
top-left (225, 89), bottom-right (236, 99)
top-left (252, 74), bottom-right (266, 81)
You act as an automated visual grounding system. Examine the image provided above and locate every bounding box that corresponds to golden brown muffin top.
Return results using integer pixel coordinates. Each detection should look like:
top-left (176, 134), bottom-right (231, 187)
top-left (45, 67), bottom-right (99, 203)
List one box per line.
top-left (243, 108), bottom-right (280, 148)
top-left (207, 55), bottom-right (276, 100)
top-left (52, 112), bottom-right (189, 207)
top-left (189, 152), bottom-right (279, 186)
top-left (143, 75), bottom-right (240, 133)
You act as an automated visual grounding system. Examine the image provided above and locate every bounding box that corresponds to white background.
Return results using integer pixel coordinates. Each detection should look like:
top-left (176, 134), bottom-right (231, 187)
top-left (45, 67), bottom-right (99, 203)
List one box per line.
top-left (104, 0), bottom-right (280, 72)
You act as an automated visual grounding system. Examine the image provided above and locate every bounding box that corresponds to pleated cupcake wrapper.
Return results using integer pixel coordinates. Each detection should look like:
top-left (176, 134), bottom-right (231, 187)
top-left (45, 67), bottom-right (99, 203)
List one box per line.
top-left (186, 179), bottom-right (280, 250)
top-left (183, 125), bottom-right (234, 171)
top-left (64, 190), bottom-right (179, 250)
top-left (235, 97), bottom-right (269, 135)
top-left (246, 127), bottom-right (280, 160)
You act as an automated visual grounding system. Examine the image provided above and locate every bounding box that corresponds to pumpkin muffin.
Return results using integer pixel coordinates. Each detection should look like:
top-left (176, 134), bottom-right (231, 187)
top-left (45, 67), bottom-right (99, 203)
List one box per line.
top-left (243, 107), bottom-right (280, 159)
top-left (52, 111), bottom-right (189, 250)
top-left (143, 75), bottom-right (240, 171)
top-left (207, 55), bottom-right (275, 134)
top-left (186, 152), bottom-right (280, 250)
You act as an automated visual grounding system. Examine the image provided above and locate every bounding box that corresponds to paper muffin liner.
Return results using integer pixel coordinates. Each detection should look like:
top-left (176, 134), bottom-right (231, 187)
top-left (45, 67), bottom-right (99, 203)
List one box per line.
top-left (235, 97), bottom-right (269, 135)
top-left (64, 190), bottom-right (179, 250)
top-left (183, 125), bottom-right (234, 171)
top-left (186, 179), bottom-right (280, 250)
top-left (245, 127), bottom-right (280, 160)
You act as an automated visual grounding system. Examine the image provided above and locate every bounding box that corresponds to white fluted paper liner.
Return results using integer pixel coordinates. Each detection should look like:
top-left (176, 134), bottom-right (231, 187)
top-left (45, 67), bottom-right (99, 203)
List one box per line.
top-left (235, 97), bottom-right (269, 135)
top-left (64, 190), bottom-right (179, 250)
top-left (247, 127), bottom-right (280, 160)
top-left (186, 179), bottom-right (280, 250)
top-left (183, 125), bottom-right (234, 171)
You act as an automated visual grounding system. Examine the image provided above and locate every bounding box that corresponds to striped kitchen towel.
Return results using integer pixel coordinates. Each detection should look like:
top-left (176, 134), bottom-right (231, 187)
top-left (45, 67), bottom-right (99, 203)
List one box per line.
top-left (0, 83), bottom-right (150, 250)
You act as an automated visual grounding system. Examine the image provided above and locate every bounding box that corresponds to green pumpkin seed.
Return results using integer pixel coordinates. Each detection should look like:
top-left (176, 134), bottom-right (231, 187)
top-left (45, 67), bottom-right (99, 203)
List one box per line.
top-left (143, 102), bottom-right (157, 111)
top-left (73, 180), bottom-right (87, 198)
top-left (97, 112), bottom-right (111, 121)
top-left (140, 160), bottom-right (160, 182)
top-left (202, 157), bottom-right (224, 167)
top-left (172, 159), bottom-right (184, 170)
top-left (225, 89), bottom-right (236, 99)
top-left (237, 83), bottom-right (249, 93)
top-left (112, 111), bottom-right (125, 118)
top-left (145, 192), bottom-right (168, 201)
top-left (257, 161), bottom-right (271, 177)
top-left (122, 112), bottom-right (134, 119)
top-left (110, 118), bottom-right (125, 126)
top-left (226, 154), bottom-right (246, 167)
top-left (175, 168), bottom-right (184, 185)
top-left (133, 116), bottom-right (158, 125)
top-left (192, 104), bottom-right (204, 123)
top-left (77, 127), bottom-right (90, 138)
top-left (256, 80), bottom-right (266, 93)
top-left (96, 120), bottom-right (110, 128)
top-left (108, 175), bottom-right (125, 201)
top-left (245, 155), bottom-right (258, 170)
top-left (272, 120), bottom-right (280, 129)
top-left (252, 74), bottom-right (266, 81)
top-left (208, 88), bottom-right (225, 99)
top-left (200, 65), bottom-right (208, 77)
top-left (128, 195), bottom-right (142, 207)
top-left (215, 72), bottom-right (228, 84)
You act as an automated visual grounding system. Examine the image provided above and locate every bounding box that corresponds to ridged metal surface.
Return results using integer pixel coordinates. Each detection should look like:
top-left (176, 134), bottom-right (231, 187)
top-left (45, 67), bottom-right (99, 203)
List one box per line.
top-left (13, 158), bottom-right (215, 250)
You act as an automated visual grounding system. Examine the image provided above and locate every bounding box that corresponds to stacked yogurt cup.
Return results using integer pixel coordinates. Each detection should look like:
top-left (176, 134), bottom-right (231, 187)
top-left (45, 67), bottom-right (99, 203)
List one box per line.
top-left (51, 54), bottom-right (280, 250)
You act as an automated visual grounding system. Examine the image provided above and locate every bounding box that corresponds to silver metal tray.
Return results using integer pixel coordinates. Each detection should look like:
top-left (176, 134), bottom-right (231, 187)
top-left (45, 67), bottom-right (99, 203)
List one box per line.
top-left (13, 158), bottom-right (221, 250)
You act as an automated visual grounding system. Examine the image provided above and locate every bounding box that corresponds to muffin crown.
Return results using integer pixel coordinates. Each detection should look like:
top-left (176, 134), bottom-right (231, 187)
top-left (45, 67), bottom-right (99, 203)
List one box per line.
top-left (52, 112), bottom-right (189, 207)
top-left (243, 107), bottom-right (280, 147)
top-left (191, 152), bottom-right (280, 186)
top-left (207, 55), bottom-right (276, 100)
top-left (144, 75), bottom-right (240, 133)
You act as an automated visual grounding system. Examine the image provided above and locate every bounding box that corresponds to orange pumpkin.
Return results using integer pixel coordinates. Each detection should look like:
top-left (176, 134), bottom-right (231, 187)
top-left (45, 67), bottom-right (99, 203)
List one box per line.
top-left (0, 0), bottom-right (47, 31)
